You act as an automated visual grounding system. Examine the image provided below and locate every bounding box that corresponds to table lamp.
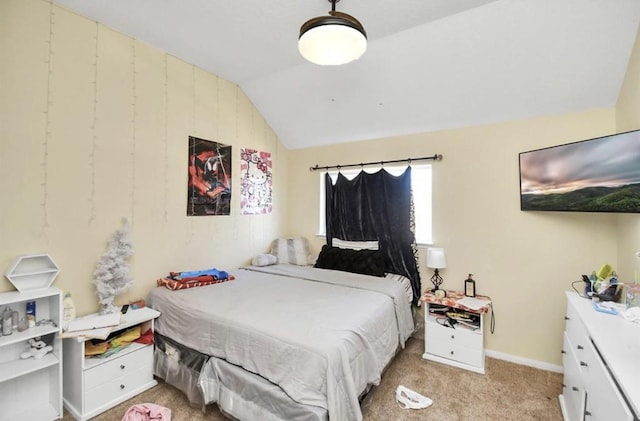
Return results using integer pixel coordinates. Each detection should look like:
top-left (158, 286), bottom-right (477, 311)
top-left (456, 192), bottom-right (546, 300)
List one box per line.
top-left (426, 247), bottom-right (446, 292)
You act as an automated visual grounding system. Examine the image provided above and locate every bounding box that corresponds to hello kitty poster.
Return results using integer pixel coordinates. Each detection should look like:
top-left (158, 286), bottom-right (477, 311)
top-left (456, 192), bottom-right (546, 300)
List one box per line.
top-left (240, 148), bottom-right (272, 214)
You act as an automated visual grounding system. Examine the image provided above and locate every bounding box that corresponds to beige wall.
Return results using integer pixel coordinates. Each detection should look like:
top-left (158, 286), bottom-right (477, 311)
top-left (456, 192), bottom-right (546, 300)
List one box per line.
top-left (288, 109), bottom-right (620, 366)
top-left (0, 0), bottom-right (288, 314)
top-left (616, 25), bottom-right (640, 281)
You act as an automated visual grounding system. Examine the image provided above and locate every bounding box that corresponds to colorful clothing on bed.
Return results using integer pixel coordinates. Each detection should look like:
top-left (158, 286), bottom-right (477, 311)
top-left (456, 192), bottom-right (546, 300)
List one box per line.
top-left (157, 268), bottom-right (234, 290)
top-left (169, 268), bottom-right (229, 280)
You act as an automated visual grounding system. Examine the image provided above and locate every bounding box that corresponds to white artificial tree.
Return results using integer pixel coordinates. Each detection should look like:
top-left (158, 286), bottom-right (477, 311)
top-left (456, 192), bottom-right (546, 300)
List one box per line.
top-left (94, 218), bottom-right (133, 314)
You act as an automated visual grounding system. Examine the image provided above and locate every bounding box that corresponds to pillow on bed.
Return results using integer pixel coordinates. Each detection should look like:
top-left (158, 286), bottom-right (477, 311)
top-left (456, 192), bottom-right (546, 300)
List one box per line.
top-left (314, 244), bottom-right (386, 277)
top-left (269, 237), bottom-right (311, 266)
top-left (332, 238), bottom-right (379, 251)
top-left (386, 273), bottom-right (414, 303)
top-left (251, 253), bottom-right (278, 267)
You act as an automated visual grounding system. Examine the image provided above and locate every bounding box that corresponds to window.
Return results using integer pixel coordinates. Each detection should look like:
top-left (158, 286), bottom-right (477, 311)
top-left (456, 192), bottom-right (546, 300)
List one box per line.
top-left (318, 164), bottom-right (432, 245)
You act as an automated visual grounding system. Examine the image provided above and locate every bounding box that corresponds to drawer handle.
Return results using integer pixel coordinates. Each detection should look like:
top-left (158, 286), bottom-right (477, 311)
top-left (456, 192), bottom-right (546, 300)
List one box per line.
top-left (564, 316), bottom-right (570, 320)
top-left (580, 361), bottom-right (588, 367)
top-left (120, 384), bottom-right (125, 390)
top-left (450, 335), bottom-right (455, 339)
top-left (120, 364), bottom-right (126, 370)
top-left (572, 386), bottom-right (579, 392)
top-left (577, 345), bottom-right (584, 350)
top-left (450, 351), bottom-right (454, 355)
top-left (561, 350), bottom-right (566, 354)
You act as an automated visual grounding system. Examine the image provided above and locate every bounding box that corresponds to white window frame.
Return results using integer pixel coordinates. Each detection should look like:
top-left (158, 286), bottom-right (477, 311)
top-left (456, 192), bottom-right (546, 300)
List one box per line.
top-left (317, 164), bottom-right (433, 246)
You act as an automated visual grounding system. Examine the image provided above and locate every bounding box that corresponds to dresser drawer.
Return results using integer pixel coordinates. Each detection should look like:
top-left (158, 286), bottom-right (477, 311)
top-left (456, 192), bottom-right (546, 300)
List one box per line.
top-left (426, 318), bottom-right (482, 349)
top-left (84, 345), bottom-right (153, 390)
top-left (565, 301), bottom-right (589, 354)
top-left (84, 362), bottom-right (153, 414)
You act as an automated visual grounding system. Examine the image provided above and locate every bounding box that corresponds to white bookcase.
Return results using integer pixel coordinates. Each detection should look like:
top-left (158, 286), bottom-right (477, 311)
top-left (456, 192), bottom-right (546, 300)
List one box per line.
top-left (63, 307), bottom-right (160, 420)
top-left (0, 287), bottom-right (63, 421)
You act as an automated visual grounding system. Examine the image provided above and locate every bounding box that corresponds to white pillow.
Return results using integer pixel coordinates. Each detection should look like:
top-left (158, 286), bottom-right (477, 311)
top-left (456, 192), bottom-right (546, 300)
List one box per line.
top-left (386, 273), bottom-right (413, 303)
top-left (269, 237), bottom-right (311, 266)
top-left (251, 254), bottom-right (277, 267)
top-left (332, 238), bottom-right (379, 250)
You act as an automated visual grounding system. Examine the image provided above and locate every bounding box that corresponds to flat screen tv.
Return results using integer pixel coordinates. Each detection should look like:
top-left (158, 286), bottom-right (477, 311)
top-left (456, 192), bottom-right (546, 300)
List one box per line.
top-left (519, 129), bottom-right (640, 213)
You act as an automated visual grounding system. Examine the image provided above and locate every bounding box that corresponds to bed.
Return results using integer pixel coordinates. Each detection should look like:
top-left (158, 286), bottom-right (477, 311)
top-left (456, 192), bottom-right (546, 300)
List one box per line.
top-left (147, 248), bottom-right (415, 421)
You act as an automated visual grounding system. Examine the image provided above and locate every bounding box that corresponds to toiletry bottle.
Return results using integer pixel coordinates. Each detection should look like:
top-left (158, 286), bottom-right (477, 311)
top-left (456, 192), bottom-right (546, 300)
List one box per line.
top-left (63, 292), bottom-right (76, 322)
top-left (26, 301), bottom-right (36, 328)
top-left (2, 307), bottom-right (13, 336)
top-left (11, 309), bottom-right (18, 330)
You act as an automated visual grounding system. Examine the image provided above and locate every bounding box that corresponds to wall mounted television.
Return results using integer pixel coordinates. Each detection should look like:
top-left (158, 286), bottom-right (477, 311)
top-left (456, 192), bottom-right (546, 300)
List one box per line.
top-left (519, 129), bottom-right (640, 213)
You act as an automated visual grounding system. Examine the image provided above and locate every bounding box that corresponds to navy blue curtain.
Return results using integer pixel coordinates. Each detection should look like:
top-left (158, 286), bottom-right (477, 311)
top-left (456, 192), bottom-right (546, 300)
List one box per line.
top-left (325, 168), bottom-right (421, 303)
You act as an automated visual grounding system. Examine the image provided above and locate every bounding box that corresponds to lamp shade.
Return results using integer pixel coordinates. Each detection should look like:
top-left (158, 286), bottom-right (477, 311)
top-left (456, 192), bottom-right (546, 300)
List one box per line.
top-left (426, 248), bottom-right (446, 269)
top-left (298, 10), bottom-right (367, 65)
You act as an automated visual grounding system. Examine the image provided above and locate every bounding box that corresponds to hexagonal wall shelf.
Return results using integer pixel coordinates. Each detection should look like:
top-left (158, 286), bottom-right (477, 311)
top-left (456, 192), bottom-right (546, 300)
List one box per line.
top-left (5, 253), bottom-right (60, 292)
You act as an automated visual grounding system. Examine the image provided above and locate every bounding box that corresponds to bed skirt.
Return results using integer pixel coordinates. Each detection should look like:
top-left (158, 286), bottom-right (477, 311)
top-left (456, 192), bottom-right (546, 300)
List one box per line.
top-left (154, 333), bottom-right (328, 421)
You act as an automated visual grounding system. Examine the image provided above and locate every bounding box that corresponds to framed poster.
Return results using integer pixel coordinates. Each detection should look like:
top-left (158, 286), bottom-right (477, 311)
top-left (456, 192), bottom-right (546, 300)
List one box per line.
top-left (240, 148), bottom-right (272, 214)
top-left (187, 136), bottom-right (231, 216)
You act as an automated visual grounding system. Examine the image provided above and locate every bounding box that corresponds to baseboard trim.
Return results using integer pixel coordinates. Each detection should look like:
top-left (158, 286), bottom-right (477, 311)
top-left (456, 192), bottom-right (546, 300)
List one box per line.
top-left (485, 349), bottom-right (563, 373)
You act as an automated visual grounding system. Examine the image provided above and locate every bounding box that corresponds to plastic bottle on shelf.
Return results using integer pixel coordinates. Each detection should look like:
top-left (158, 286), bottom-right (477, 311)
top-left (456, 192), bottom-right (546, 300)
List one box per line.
top-left (11, 309), bottom-right (18, 330)
top-left (2, 307), bottom-right (13, 336)
top-left (63, 292), bottom-right (76, 322)
top-left (26, 301), bottom-right (36, 328)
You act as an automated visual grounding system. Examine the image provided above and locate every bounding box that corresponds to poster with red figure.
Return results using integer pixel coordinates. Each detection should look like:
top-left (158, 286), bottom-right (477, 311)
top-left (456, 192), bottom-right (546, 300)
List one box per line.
top-left (240, 148), bottom-right (272, 214)
top-left (187, 136), bottom-right (232, 216)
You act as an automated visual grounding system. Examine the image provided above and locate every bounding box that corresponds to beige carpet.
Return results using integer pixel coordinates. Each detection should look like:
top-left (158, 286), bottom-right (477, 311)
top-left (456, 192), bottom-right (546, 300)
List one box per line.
top-left (65, 336), bottom-right (563, 421)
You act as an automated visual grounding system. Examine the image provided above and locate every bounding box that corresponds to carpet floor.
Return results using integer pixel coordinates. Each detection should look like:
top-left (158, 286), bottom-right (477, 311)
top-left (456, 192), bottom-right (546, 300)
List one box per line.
top-left (64, 336), bottom-right (563, 421)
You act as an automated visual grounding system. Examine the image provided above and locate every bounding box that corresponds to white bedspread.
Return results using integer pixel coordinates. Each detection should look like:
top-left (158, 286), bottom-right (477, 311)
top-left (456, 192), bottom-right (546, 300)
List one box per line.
top-left (147, 264), bottom-right (414, 421)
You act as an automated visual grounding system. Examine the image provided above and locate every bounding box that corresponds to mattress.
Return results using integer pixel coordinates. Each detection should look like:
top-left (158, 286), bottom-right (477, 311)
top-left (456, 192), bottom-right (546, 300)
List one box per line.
top-left (147, 264), bottom-right (414, 421)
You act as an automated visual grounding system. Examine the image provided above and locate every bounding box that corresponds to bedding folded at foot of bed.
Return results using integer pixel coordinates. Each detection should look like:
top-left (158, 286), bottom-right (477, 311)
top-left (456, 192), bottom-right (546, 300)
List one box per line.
top-left (157, 267), bottom-right (235, 290)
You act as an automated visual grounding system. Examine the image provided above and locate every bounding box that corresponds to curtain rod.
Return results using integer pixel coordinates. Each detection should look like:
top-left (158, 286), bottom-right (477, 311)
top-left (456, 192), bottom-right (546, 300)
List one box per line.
top-left (309, 154), bottom-right (443, 172)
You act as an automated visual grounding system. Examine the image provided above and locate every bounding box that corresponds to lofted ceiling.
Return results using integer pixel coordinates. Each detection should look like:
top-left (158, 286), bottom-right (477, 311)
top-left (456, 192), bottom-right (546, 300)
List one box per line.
top-left (52, 0), bottom-right (640, 150)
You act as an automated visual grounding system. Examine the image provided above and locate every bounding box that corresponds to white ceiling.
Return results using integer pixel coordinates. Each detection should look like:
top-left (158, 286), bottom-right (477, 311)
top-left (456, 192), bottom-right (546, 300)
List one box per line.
top-left (52, 0), bottom-right (640, 150)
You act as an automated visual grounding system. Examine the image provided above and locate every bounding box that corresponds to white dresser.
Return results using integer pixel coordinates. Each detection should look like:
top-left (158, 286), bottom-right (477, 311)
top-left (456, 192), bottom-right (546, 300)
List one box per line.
top-left (559, 292), bottom-right (640, 421)
top-left (62, 307), bottom-right (160, 420)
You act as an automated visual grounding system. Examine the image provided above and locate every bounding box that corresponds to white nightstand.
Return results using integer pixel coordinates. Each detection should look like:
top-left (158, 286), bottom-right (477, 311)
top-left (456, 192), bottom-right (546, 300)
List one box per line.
top-left (421, 290), bottom-right (491, 374)
top-left (62, 306), bottom-right (160, 420)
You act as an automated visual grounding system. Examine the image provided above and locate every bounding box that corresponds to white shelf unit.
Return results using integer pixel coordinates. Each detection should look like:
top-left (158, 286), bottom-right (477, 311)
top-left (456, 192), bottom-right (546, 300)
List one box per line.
top-left (63, 307), bottom-right (160, 421)
top-left (0, 287), bottom-right (63, 421)
top-left (4, 254), bottom-right (60, 292)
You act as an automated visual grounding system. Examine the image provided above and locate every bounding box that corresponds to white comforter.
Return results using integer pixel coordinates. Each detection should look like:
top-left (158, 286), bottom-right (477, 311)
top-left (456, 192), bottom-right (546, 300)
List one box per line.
top-left (147, 264), bottom-right (414, 421)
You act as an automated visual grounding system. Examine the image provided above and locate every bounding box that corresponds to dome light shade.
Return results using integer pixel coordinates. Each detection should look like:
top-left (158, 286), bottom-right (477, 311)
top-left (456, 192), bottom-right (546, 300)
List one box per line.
top-left (298, 1), bottom-right (367, 66)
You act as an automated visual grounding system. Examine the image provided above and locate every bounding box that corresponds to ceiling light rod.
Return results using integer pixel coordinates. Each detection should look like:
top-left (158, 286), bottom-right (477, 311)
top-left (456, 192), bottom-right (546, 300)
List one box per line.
top-left (298, 0), bottom-right (368, 66)
top-left (309, 154), bottom-right (444, 172)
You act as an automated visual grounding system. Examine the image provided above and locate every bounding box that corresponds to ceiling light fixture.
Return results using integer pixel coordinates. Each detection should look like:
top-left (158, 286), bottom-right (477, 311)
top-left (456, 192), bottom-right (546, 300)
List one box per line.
top-left (298, 0), bottom-right (367, 66)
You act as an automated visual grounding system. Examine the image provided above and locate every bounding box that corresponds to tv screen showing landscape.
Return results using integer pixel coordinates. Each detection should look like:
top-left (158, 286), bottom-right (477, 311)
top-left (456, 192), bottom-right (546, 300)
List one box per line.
top-left (519, 130), bottom-right (640, 213)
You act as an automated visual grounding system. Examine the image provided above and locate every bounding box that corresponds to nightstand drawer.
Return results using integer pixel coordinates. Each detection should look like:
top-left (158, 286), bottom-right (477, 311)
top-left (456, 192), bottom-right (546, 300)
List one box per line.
top-left (84, 362), bottom-right (153, 413)
top-left (84, 345), bottom-right (153, 390)
top-left (426, 319), bottom-right (482, 349)
top-left (427, 340), bottom-right (483, 367)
